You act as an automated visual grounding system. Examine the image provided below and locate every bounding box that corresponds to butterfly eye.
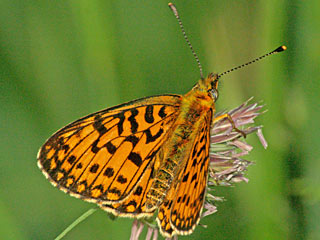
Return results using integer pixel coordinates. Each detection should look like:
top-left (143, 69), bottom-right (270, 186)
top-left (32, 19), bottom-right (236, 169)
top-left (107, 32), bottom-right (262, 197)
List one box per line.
top-left (210, 89), bottom-right (219, 101)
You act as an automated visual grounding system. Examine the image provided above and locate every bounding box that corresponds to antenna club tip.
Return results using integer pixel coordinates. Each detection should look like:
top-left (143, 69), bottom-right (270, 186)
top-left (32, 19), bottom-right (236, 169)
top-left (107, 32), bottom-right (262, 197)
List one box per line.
top-left (168, 2), bottom-right (175, 9)
top-left (275, 45), bottom-right (287, 53)
top-left (168, 2), bottom-right (177, 13)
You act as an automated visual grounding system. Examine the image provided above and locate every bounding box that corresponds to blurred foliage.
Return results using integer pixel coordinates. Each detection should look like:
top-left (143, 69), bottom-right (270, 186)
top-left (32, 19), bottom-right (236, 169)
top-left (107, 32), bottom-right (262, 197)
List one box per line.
top-left (0, 0), bottom-right (319, 239)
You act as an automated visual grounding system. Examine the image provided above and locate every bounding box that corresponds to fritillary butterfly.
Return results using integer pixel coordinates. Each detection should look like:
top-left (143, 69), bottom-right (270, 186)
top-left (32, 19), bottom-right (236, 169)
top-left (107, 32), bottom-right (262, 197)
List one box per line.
top-left (37, 3), bottom-right (286, 238)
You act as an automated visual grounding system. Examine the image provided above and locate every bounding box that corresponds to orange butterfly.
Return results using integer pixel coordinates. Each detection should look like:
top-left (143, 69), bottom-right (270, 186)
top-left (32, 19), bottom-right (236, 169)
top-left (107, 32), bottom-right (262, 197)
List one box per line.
top-left (37, 73), bottom-right (222, 237)
top-left (37, 3), bottom-right (286, 238)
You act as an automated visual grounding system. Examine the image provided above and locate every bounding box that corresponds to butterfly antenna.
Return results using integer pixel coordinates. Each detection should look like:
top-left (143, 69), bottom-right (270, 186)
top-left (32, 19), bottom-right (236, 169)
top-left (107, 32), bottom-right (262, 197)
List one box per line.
top-left (169, 3), bottom-right (204, 79)
top-left (217, 45), bottom-right (287, 79)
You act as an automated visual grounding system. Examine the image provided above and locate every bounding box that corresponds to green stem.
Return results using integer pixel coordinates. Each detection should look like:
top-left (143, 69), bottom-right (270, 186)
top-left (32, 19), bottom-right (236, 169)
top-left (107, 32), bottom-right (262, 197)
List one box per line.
top-left (55, 208), bottom-right (97, 240)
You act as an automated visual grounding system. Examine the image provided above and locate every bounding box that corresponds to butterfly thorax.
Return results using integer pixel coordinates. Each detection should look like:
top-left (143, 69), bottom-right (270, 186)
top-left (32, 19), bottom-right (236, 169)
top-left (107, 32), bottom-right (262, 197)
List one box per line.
top-left (145, 75), bottom-right (217, 211)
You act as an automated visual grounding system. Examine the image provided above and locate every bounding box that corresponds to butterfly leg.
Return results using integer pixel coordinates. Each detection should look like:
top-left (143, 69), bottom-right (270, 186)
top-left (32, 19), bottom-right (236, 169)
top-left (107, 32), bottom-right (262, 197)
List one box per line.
top-left (213, 113), bottom-right (246, 138)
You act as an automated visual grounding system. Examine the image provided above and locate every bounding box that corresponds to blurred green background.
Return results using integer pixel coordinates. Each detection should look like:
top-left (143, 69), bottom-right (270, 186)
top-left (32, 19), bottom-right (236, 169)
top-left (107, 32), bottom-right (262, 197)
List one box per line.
top-left (1, 0), bottom-right (319, 239)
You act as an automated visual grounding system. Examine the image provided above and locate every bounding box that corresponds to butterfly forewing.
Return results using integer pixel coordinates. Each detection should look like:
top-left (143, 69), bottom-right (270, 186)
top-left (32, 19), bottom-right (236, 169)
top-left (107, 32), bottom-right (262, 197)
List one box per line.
top-left (38, 95), bottom-right (182, 205)
top-left (100, 166), bottom-right (155, 217)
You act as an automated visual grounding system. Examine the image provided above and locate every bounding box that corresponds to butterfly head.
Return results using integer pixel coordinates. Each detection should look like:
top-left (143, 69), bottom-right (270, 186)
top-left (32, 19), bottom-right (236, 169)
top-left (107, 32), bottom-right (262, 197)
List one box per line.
top-left (196, 72), bottom-right (220, 102)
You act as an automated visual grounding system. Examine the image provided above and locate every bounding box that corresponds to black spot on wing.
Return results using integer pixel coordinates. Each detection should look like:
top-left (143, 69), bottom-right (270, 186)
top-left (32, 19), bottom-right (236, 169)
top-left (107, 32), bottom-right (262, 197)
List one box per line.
top-left (62, 144), bottom-right (70, 153)
top-left (145, 105), bottom-right (154, 123)
top-left (90, 164), bottom-right (99, 173)
top-left (127, 200), bottom-right (137, 208)
top-left (128, 152), bottom-right (142, 167)
top-left (200, 155), bottom-right (209, 171)
top-left (145, 128), bottom-right (164, 144)
top-left (182, 194), bottom-right (186, 203)
top-left (186, 196), bottom-right (190, 206)
top-left (117, 200), bottom-right (138, 213)
top-left (91, 139), bottom-right (100, 153)
top-left (128, 109), bottom-right (139, 134)
top-left (197, 145), bottom-right (206, 158)
top-left (117, 175), bottom-right (127, 184)
top-left (93, 115), bottom-right (108, 135)
top-left (104, 167), bottom-right (114, 177)
top-left (76, 162), bottom-right (83, 169)
top-left (108, 187), bottom-right (121, 196)
top-left (199, 133), bottom-right (205, 143)
top-left (182, 172), bottom-right (189, 182)
top-left (158, 106), bottom-right (167, 119)
top-left (105, 142), bottom-right (116, 154)
top-left (191, 143), bottom-right (198, 159)
top-left (134, 186), bottom-right (143, 196)
top-left (125, 135), bottom-right (139, 146)
top-left (67, 155), bottom-right (76, 164)
top-left (163, 199), bottom-right (169, 207)
top-left (192, 158), bottom-right (197, 167)
top-left (114, 112), bottom-right (125, 135)
top-left (93, 184), bottom-right (104, 192)
top-left (199, 188), bottom-right (205, 199)
top-left (191, 173), bottom-right (197, 182)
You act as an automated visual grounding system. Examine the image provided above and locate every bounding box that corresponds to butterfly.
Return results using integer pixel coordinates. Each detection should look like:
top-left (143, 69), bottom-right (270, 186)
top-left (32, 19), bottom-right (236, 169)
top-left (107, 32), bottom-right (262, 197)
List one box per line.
top-left (37, 3), bottom-right (286, 238)
top-left (37, 71), bottom-right (228, 237)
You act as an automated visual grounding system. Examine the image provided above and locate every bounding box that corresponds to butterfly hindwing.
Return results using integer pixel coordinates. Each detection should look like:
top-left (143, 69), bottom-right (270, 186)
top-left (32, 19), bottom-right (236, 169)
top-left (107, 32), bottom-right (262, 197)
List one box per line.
top-left (157, 109), bottom-right (212, 237)
top-left (37, 95), bottom-right (182, 206)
